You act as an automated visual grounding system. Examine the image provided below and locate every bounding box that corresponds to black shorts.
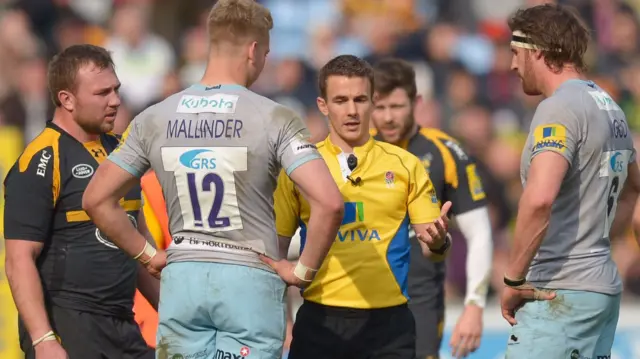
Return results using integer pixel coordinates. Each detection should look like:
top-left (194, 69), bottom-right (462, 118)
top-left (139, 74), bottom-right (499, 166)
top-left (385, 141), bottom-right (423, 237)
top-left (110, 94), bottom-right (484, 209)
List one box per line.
top-left (409, 301), bottom-right (445, 359)
top-left (20, 306), bottom-right (154, 359)
top-left (289, 300), bottom-right (416, 359)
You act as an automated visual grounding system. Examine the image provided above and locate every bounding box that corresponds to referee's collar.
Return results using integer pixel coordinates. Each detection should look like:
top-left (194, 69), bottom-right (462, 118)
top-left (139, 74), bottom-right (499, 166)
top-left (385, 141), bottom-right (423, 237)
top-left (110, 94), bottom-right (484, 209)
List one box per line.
top-left (323, 135), bottom-right (375, 157)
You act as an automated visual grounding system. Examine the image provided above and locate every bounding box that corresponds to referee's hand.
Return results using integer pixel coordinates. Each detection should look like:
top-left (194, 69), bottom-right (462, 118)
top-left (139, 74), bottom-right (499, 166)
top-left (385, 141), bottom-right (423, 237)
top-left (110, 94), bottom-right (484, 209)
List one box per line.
top-left (260, 256), bottom-right (308, 288)
top-left (417, 201), bottom-right (452, 249)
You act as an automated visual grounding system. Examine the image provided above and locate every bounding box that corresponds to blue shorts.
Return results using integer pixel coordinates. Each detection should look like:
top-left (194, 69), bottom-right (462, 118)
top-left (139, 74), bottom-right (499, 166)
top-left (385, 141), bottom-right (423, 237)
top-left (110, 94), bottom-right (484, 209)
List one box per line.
top-left (156, 262), bottom-right (287, 359)
top-left (506, 289), bottom-right (621, 359)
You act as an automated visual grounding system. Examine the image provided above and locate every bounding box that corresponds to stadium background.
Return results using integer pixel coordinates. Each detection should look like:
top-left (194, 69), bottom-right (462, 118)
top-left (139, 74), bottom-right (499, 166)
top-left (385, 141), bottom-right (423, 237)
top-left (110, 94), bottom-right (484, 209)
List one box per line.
top-left (1, 0), bottom-right (640, 358)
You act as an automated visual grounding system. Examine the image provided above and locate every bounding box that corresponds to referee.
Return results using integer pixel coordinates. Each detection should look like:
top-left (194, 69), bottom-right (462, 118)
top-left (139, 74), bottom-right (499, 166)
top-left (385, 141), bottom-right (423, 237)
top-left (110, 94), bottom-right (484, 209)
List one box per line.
top-left (272, 55), bottom-right (452, 359)
top-left (3, 45), bottom-right (158, 359)
top-left (502, 4), bottom-right (639, 359)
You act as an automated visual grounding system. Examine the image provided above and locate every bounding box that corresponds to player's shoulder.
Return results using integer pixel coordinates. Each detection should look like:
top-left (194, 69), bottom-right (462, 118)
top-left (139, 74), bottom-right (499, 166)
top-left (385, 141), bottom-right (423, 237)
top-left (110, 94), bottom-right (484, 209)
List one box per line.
top-left (419, 127), bottom-right (469, 162)
top-left (15, 124), bottom-right (62, 174)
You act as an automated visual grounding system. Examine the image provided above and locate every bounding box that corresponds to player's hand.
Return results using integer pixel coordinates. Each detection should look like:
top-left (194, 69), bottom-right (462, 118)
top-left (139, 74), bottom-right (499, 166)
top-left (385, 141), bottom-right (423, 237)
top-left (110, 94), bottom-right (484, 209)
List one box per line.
top-left (260, 256), bottom-right (309, 288)
top-left (450, 304), bottom-right (483, 358)
top-left (500, 285), bottom-right (556, 326)
top-left (35, 340), bottom-right (69, 359)
top-left (143, 249), bottom-right (167, 279)
top-left (417, 201), bottom-right (452, 249)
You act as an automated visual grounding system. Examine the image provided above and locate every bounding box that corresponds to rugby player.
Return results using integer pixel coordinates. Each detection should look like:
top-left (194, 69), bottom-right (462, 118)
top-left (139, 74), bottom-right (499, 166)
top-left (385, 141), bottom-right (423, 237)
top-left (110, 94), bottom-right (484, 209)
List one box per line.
top-left (371, 58), bottom-right (493, 359)
top-left (82, 1), bottom-right (344, 358)
top-left (502, 4), bottom-right (640, 358)
top-left (273, 54), bottom-right (452, 359)
top-left (3, 44), bottom-right (158, 359)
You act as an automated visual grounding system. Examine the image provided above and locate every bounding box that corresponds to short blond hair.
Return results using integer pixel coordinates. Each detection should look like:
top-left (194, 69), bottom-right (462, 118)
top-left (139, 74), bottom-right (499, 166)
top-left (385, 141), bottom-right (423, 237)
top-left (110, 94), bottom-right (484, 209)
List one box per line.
top-left (207, 0), bottom-right (273, 45)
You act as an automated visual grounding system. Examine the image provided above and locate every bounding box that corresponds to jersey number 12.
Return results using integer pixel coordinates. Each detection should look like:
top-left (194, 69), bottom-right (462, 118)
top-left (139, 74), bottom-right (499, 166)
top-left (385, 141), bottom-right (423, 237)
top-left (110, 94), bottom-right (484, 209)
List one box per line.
top-left (161, 146), bottom-right (248, 233)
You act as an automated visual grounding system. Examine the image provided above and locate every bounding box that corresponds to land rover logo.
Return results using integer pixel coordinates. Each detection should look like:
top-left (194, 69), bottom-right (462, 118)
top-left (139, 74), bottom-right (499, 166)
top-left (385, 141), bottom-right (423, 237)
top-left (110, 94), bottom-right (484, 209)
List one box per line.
top-left (72, 164), bottom-right (94, 179)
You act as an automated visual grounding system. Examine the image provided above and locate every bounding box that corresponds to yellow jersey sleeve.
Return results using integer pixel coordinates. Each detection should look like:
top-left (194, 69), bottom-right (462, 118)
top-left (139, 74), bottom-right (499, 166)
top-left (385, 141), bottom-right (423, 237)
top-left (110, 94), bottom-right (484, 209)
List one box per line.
top-left (407, 156), bottom-right (441, 224)
top-left (274, 170), bottom-right (301, 237)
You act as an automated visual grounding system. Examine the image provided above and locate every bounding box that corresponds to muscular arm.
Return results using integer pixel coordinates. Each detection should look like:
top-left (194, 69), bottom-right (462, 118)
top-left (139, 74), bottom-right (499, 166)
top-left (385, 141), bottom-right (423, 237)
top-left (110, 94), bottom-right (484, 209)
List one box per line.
top-left (506, 152), bottom-right (568, 279)
top-left (136, 210), bottom-right (160, 310)
top-left (83, 160), bottom-right (149, 261)
top-left (288, 159), bottom-right (343, 270)
top-left (5, 240), bottom-right (52, 341)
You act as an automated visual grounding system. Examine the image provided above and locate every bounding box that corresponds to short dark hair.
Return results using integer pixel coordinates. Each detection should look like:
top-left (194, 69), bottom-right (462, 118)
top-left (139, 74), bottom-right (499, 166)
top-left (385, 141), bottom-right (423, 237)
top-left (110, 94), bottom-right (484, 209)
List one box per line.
top-left (373, 58), bottom-right (417, 101)
top-left (47, 44), bottom-right (115, 107)
top-left (318, 55), bottom-right (374, 99)
top-left (508, 4), bottom-right (590, 73)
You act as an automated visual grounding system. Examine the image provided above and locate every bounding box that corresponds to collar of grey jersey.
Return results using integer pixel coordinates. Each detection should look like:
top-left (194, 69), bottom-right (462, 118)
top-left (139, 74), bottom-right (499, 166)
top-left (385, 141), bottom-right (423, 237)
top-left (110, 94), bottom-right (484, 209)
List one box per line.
top-left (189, 83), bottom-right (247, 91)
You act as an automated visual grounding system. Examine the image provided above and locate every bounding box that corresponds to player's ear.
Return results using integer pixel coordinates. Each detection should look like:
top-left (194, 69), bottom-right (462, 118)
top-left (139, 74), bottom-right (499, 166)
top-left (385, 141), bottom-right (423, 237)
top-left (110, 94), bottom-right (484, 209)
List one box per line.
top-left (58, 90), bottom-right (74, 112)
top-left (248, 41), bottom-right (258, 63)
top-left (316, 96), bottom-right (329, 117)
top-left (413, 94), bottom-right (424, 111)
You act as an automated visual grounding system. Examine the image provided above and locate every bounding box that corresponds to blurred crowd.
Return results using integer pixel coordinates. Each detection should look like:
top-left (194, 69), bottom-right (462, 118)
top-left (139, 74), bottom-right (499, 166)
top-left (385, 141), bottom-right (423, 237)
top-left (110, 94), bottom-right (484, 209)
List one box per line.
top-left (1, 0), bottom-right (640, 309)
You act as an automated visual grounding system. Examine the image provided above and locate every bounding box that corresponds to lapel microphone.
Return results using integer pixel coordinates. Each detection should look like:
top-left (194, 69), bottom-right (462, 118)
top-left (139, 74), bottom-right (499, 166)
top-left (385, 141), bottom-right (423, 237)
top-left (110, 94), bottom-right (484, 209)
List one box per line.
top-left (346, 154), bottom-right (362, 186)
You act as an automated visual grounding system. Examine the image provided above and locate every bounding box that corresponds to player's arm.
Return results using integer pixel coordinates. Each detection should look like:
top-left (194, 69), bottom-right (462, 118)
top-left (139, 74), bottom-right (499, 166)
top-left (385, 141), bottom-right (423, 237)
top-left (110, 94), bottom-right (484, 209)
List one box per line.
top-left (4, 147), bottom-right (58, 344)
top-left (83, 117), bottom-right (157, 266)
top-left (135, 210), bottom-right (160, 310)
top-left (506, 100), bottom-right (576, 281)
top-left (272, 110), bottom-right (343, 280)
top-left (447, 152), bottom-right (493, 308)
top-left (407, 156), bottom-right (452, 262)
top-left (612, 158), bottom-right (640, 240)
top-left (274, 170), bottom-right (302, 258)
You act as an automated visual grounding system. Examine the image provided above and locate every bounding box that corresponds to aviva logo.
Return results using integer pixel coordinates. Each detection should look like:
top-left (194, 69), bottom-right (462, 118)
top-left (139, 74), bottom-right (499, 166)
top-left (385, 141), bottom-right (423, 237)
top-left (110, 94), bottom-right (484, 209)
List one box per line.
top-left (338, 202), bottom-right (381, 242)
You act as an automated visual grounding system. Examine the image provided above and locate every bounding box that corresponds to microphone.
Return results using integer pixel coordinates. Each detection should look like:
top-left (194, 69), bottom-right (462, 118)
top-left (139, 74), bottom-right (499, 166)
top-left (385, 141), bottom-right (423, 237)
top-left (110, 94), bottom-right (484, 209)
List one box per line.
top-left (347, 154), bottom-right (358, 171)
top-left (346, 154), bottom-right (361, 185)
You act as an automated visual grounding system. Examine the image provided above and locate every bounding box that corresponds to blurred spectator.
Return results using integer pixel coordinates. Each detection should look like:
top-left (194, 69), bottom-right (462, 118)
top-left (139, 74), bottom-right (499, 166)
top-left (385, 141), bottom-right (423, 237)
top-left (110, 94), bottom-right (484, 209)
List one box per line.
top-left (104, 2), bottom-right (174, 113)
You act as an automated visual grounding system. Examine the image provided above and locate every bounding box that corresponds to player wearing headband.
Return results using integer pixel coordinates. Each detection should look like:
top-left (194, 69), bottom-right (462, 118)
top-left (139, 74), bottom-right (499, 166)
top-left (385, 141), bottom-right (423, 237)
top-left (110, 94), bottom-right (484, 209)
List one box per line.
top-left (503, 4), bottom-right (640, 359)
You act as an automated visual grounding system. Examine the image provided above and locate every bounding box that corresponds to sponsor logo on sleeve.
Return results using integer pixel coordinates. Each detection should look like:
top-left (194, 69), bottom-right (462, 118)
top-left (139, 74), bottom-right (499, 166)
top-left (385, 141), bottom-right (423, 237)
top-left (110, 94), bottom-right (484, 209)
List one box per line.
top-left (176, 94), bottom-right (239, 114)
top-left (532, 124), bottom-right (567, 153)
top-left (290, 138), bottom-right (317, 155)
top-left (465, 164), bottom-right (486, 201)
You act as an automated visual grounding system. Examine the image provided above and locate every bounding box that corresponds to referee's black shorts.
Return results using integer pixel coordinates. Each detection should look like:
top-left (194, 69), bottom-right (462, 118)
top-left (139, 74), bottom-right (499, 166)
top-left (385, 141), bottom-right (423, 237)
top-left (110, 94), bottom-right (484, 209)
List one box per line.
top-left (288, 300), bottom-right (416, 359)
top-left (20, 306), bottom-right (154, 359)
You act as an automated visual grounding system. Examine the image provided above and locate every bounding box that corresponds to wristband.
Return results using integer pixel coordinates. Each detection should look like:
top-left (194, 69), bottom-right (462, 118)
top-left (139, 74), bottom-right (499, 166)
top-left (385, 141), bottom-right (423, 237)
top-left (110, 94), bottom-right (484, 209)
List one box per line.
top-left (32, 331), bottom-right (57, 347)
top-left (134, 241), bottom-right (157, 264)
top-left (293, 262), bottom-right (318, 282)
top-left (503, 274), bottom-right (527, 288)
top-left (429, 233), bottom-right (452, 255)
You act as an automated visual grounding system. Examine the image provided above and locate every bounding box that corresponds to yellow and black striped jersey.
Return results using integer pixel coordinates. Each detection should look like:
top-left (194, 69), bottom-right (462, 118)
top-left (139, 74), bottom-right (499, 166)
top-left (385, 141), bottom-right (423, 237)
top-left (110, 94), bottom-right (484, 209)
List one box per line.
top-left (3, 122), bottom-right (142, 318)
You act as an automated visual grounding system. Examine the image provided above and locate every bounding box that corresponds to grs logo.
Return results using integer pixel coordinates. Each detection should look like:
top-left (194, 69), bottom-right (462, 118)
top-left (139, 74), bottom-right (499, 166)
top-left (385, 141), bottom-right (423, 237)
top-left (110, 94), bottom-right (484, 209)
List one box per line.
top-left (72, 164), bottom-right (94, 179)
top-left (36, 150), bottom-right (52, 177)
top-left (173, 236), bottom-right (185, 244)
top-left (179, 149), bottom-right (217, 170)
top-left (176, 94), bottom-right (239, 114)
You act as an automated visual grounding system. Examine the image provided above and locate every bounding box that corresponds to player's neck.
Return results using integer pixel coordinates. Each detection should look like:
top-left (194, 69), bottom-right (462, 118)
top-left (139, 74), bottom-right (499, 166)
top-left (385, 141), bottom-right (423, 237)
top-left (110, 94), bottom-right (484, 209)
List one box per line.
top-left (200, 56), bottom-right (250, 88)
top-left (541, 68), bottom-right (584, 97)
top-left (52, 109), bottom-right (100, 143)
top-left (330, 132), bottom-right (369, 153)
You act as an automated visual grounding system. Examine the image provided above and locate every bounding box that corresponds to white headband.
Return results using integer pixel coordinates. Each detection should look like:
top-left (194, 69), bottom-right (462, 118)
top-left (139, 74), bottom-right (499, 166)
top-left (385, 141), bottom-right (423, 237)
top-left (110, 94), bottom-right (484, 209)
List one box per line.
top-left (510, 30), bottom-right (561, 52)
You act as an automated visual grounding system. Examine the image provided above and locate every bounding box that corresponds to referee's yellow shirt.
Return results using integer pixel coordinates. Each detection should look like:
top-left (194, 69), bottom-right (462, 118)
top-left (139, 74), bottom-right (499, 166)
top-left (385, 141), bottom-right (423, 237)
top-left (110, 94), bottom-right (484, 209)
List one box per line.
top-left (274, 136), bottom-right (441, 309)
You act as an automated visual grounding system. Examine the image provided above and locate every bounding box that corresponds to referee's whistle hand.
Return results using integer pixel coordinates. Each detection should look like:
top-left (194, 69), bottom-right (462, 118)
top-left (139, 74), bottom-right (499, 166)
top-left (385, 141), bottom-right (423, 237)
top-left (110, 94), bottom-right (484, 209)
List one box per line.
top-left (417, 201), bottom-right (452, 249)
top-left (260, 255), bottom-right (309, 289)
